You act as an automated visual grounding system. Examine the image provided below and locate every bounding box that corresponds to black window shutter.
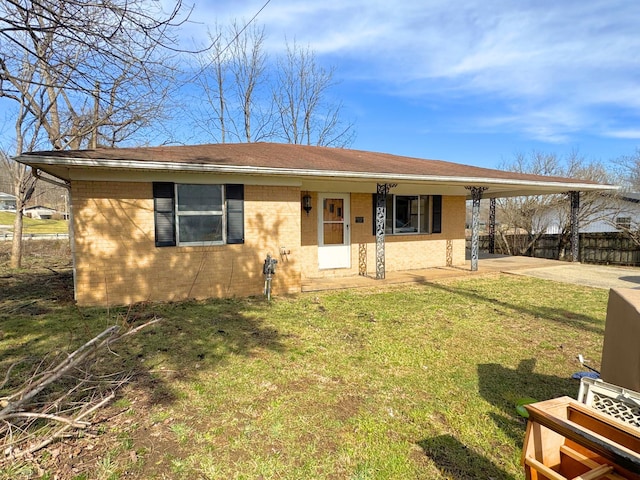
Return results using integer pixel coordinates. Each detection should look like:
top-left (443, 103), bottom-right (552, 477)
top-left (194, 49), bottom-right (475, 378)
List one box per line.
top-left (153, 182), bottom-right (176, 247)
top-left (226, 184), bottom-right (244, 244)
top-left (432, 195), bottom-right (442, 234)
top-left (372, 193), bottom-right (378, 236)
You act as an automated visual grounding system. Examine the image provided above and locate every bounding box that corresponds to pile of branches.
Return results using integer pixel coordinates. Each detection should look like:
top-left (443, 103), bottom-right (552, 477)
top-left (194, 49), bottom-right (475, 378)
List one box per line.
top-left (0, 319), bottom-right (161, 464)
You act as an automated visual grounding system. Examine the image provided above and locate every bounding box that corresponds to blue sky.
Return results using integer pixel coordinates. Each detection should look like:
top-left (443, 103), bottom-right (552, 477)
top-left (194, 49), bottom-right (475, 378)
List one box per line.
top-left (179, 0), bottom-right (640, 169)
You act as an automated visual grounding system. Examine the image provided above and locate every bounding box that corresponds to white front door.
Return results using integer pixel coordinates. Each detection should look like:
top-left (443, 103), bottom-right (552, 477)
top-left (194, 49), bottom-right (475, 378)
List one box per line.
top-left (318, 193), bottom-right (351, 269)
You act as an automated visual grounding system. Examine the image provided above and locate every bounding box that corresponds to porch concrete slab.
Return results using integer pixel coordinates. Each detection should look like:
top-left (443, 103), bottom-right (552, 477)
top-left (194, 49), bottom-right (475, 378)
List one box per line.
top-left (301, 254), bottom-right (640, 292)
top-left (301, 265), bottom-right (474, 292)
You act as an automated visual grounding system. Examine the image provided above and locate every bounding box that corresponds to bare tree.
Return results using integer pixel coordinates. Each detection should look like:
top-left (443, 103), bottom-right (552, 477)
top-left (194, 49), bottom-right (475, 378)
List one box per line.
top-left (612, 148), bottom-right (640, 192)
top-left (497, 152), bottom-right (565, 255)
top-left (0, 0), bottom-right (191, 267)
top-left (192, 32), bottom-right (354, 147)
top-left (1, 149), bottom-right (36, 268)
top-left (497, 151), bottom-right (612, 259)
top-left (273, 40), bottom-right (354, 147)
top-left (553, 156), bottom-right (611, 259)
top-left (192, 21), bottom-right (273, 143)
top-left (192, 24), bottom-right (231, 143)
top-left (228, 21), bottom-right (272, 142)
top-left (1, 0), bottom-right (187, 149)
top-left (598, 150), bottom-right (640, 247)
top-left (0, 0), bottom-right (188, 95)
top-left (613, 216), bottom-right (640, 248)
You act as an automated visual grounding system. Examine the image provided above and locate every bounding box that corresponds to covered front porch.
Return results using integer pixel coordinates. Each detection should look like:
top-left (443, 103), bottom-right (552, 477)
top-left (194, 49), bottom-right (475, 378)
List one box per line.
top-left (302, 253), bottom-right (559, 291)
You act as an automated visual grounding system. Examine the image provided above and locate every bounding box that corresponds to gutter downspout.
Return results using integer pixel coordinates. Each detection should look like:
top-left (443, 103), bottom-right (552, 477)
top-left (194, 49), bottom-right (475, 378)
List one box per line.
top-left (33, 169), bottom-right (77, 301)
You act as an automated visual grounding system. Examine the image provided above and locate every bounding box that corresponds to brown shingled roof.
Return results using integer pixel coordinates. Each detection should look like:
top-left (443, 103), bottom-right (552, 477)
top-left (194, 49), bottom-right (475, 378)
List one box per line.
top-left (17, 142), bottom-right (618, 197)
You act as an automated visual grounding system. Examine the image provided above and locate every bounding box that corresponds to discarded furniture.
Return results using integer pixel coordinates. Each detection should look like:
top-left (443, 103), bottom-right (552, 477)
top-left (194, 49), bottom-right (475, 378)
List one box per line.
top-left (522, 396), bottom-right (640, 480)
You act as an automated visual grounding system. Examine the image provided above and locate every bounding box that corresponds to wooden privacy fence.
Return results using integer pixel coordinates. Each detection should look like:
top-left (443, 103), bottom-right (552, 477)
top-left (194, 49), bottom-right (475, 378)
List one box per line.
top-left (473, 233), bottom-right (640, 266)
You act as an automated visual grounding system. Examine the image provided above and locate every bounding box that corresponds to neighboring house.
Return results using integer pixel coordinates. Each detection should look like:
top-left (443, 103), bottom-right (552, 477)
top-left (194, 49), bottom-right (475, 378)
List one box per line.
top-left (0, 192), bottom-right (17, 211)
top-left (24, 205), bottom-right (57, 219)
top-left (16, 143), bottom-right (616, 306)
top-left (538, 193), bottom-right (640, 234)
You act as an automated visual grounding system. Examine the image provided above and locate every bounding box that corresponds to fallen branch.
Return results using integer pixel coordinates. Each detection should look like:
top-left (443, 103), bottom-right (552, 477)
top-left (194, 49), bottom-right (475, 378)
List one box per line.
top-left (6, 392), bottom-right (116, 461)
top-left (0, 326), bottom-right (119, 416)
top-left (0, 317), bottom-right (162, 463)
top-left (1, 412), bottom-right (90, 428)
top-left (0, 360), bottom-right (25, 390)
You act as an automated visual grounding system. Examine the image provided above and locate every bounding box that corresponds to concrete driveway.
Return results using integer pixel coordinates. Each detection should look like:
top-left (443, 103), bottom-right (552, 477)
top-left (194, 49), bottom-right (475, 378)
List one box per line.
top-left (479, 254), bottom-right (640, 290)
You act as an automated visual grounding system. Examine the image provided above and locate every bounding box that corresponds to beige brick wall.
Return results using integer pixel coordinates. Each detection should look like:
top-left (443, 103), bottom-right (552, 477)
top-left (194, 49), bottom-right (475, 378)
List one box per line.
top-left (72, 181), bottom-right (301, 306)
top-left (72, 181), bottom-right (467, 304)
top-left (301, 193), bottom-right (467, 279)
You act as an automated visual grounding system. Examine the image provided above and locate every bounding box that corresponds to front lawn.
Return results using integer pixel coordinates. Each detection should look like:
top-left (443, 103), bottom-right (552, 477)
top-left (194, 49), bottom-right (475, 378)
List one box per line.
top-left (0, 259), bottom-right (608, 479)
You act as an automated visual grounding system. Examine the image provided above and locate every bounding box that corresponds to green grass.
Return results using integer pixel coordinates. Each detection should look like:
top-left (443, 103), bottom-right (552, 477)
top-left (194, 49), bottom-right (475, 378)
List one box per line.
top-left (0, 255), bottom-right (609, 479)
top-left (0, 211), bottom-right (68, 234)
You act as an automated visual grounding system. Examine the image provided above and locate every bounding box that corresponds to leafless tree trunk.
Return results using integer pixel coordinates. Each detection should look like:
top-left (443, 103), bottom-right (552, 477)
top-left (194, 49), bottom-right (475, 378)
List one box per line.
top-left (3, 88), bottom-right (38, 268)
top-left (193, 21), bottom-right (273, 143)
top-left (273, 40), bottom-right (354, 147)
top-left (191, 27), bottom-right (354, 147)
top-left (4, 156), bottom-right (36, 269)
top-left (228, 21), bottom-right (269, 142)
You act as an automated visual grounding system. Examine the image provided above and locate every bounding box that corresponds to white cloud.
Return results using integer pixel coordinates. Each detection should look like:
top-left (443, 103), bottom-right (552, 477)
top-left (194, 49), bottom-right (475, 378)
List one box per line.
top-left (181, 0), bottom-right (640, 143)
top-left (605, 130), bottom-right (640, 140)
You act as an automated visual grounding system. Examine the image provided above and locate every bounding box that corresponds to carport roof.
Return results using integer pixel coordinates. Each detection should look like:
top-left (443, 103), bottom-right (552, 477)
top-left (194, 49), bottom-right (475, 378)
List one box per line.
top-left (16, 142), bottom-right (619, 198)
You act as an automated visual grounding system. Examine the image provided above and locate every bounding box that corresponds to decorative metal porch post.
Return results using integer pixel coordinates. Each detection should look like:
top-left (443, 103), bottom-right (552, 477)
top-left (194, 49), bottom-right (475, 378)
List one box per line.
top-left (488, 197), bottom-right (496, 255)
top-left (466, 186), bottom-right (488, 271)
top-left (569, 191), bottom-right (580, 262)
top-left (375, 183), bottom-right (395, 279)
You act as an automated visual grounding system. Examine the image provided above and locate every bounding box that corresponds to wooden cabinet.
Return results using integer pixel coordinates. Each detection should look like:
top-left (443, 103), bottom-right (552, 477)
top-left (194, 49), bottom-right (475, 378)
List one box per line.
top-left (522, 397), bottom-right (640, 480)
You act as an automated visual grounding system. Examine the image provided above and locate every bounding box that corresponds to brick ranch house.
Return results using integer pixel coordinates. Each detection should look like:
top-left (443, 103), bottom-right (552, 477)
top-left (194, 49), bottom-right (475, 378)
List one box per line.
top-left (16, 142), bottom-right (617, 306)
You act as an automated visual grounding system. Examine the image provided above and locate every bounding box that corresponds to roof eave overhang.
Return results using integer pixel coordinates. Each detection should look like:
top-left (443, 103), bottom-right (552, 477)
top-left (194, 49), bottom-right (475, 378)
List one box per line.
top-left (15, 155), bottom-right (620, 197)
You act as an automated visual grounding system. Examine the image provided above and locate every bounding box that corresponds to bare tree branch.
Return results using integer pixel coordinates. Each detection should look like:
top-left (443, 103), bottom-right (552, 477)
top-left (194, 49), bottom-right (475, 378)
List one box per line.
top-left (0, 318), bottom-right (161, 462)
top-left (274, 40), bottom-right (355, 147)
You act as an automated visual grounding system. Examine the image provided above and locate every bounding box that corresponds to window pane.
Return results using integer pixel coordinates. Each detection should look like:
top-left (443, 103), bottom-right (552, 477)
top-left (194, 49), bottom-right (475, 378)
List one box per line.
top-left (323, 223), bottom-right (344, 245)
top-left (616, 217), bottom-right (631, 229)
top-left (385, 195), bottom-right (393, 234)
top-left (178, 215), bottom-right (223, 243)
top-left (323, 198), bottom-right (344, 221)
top-left (419, 196), bottom-right (429, 233)
top-left (177, 184), bottom-right (222, 212)
top-left (395, 196), bottom-right (419, 232)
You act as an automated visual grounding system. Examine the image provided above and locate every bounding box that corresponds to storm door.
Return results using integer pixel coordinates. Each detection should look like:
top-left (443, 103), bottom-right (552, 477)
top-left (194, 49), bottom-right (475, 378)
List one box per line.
top-left (317, 193), bottom-right (350, 269)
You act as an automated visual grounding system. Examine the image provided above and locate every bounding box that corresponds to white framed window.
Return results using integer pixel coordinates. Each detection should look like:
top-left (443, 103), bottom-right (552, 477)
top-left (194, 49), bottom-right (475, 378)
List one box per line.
top-left (153, 183), bottom-right (244, 247)
top-left (176, 184), bottom-right (224, 245)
